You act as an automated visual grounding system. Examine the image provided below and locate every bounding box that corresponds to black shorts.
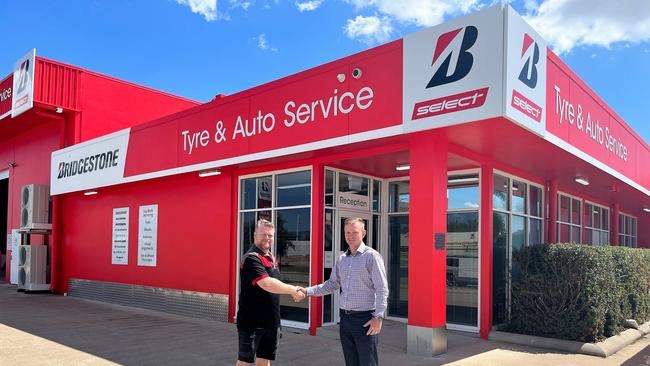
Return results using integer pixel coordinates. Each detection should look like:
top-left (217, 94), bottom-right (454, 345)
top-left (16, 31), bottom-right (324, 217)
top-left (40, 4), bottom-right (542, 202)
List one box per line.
top-left (238, 327), bottom-right (280, 362)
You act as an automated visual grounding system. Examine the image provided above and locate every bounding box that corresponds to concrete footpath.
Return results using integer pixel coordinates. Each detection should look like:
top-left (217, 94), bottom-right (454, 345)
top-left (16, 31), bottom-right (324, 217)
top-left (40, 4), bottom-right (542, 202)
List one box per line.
top-left (0, 284), bottom-right (648, 366)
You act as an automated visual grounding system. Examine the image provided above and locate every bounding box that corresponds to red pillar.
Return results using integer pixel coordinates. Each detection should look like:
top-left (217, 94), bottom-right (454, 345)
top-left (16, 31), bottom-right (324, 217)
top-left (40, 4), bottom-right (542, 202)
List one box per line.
top-left (479, 165), bottom-right (493, 339)
top-left (547, 179), bottom-right (558, 243)
top-left (611, 203), bottom-right (619, 246)
top-left (407, 131), bottom-right (447, 356)
top-left (309, 163), bottom-right (324, 335)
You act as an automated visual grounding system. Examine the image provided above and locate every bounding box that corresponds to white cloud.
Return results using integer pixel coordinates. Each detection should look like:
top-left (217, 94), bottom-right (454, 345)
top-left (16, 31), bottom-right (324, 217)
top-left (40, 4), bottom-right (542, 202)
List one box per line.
top-left (344, 15), bottom-right (393, 44)
top-left (296, 0), bottom-right (322, 12)
top-left (256, 34), bottom-right (278, 52)
top-left (523, 0), bottom-right (650, 54)
top-left (230, 0), bottom-right (252, 10)
top-left (344, 0), bottom-right (481, 27)
top-left (176, 0), bottom-right (217, 21)
top-left (464, 202), bottom-right (479, 208)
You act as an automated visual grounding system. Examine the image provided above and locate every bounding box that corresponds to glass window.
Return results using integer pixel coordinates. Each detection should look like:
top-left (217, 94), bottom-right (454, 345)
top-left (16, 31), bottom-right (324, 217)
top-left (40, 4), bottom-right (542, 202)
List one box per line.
top-left (448, 185), bottom-right (479, 210)
top-left (571, 199), bottom-right (581, 226)
top-left (258, 176), bottom-right (273, 209)
top-left (447, 211), bottom-right (478, 326)
top-left (492, 211), bottom-right (509, 325)
top-left (338, 173), bottom-right (368, 196)
top-left (388, 215), bottom-right (409, 318)
top-left (325, 170), bottom-right (334, 207)
top-left (493, 175), bottom-right (509, 211)
top-left (584, 203), bottom-right (594, 228)
top-left (619, 213), bottom-right (638, 248)
top-left (559, 195), bottom-right (570, 222)
top-left (275, 208), bottom-right (311, 323)
top-left (372, 214), bottom-right (380, 250)
top-left (511, 180), bottom-right (526, 214)
top-left (529, 218), bottom-right (542, 245)
top-left (529, 186), bottom-right (542, 218)
top-left (584, 203), bottom-right (609, 246)
top-left (593, 206), bottom-right (601, 229)
top-left (324, 209), bottom-right (333, 251)
top-left (276, 171), bottom-right (311, 207)
top-left (372, 180), bottom-right (381, 213)
top-left (241, 179), bottom-right (257, 210)
top-left (389, 181), bottom-right (410, 213)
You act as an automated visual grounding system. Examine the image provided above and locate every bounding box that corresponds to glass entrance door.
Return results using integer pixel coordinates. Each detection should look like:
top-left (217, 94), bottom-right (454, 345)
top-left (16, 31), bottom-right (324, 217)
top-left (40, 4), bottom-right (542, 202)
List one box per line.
top-left (326, 210), bottom-right (372, 324)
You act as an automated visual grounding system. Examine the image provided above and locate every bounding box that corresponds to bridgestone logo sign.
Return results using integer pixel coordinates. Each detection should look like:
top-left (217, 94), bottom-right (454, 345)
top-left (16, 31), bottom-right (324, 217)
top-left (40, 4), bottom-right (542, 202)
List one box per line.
top-left (57, 149), bottom-right (120, 179)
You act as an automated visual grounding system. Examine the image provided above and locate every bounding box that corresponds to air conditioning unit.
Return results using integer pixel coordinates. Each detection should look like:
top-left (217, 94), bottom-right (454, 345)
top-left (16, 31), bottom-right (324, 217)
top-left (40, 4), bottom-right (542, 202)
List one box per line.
top-left (18, 245), bottom-right (50, 291)
top-left (21, 184), bottom-right (51, 230)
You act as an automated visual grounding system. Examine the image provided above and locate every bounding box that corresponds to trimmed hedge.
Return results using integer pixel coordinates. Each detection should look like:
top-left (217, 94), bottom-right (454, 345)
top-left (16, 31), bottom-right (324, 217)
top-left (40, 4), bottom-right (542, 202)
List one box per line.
top-left (507, 244), bottom-right (650, 342)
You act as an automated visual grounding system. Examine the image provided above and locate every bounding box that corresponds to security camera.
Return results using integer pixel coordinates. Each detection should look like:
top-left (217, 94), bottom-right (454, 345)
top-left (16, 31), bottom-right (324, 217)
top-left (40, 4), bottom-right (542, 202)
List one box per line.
top-left (352, 68), bottom-right (362, 79)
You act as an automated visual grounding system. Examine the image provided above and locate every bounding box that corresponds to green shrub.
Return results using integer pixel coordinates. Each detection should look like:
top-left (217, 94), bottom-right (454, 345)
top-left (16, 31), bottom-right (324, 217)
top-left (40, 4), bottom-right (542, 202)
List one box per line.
top-left (508, 244), bottom-right (650, 342)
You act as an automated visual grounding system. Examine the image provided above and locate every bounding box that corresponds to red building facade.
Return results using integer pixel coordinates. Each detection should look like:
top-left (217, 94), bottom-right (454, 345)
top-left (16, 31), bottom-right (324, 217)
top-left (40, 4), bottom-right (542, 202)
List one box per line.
top-left (3, 6), bottom-right (648, 357)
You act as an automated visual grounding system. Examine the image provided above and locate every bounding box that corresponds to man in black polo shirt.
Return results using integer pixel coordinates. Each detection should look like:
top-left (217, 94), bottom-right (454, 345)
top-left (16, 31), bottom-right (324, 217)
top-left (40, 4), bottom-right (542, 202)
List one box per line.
top-left (236, 219), bottom-right (305, 366)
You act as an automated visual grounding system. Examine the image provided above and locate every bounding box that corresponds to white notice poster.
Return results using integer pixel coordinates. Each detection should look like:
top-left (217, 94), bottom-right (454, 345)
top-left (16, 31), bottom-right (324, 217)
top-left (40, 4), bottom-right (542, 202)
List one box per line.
top-left (10, 229), bottom-right (20, 284)
top-left (138, 204), bottom-right (158, 267)
top-left (112, 207), bottom-right (129, 265)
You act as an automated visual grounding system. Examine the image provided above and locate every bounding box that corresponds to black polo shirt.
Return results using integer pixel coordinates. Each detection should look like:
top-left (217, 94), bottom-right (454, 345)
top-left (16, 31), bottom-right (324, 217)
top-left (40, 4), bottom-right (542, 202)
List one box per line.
top-left (236, 245), bottom-right (281, 329)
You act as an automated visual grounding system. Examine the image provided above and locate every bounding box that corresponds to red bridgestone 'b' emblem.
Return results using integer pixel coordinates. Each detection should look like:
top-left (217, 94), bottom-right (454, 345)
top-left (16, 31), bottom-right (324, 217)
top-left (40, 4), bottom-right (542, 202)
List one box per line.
top-left (412, 87), bottom-right (489, 120)
top-left (518, 33), bottom-right (539, 89)
top-left (427, 26), bottom-right (478, 88)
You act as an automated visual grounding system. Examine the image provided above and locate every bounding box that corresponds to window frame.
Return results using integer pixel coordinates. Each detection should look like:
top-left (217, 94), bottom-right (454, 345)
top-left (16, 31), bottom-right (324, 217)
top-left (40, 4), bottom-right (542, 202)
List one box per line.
top-left (236, 166), bottom-right (313, 329)
top-left (556, 191), bottom-right (582, 243)
top-left (584, 201), bottom-right (610, 246)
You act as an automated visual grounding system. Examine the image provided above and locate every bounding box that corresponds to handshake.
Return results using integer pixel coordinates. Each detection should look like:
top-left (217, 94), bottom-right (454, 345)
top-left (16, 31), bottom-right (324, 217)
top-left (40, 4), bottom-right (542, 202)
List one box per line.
top-left (290, 286), bottom-right (308, 302)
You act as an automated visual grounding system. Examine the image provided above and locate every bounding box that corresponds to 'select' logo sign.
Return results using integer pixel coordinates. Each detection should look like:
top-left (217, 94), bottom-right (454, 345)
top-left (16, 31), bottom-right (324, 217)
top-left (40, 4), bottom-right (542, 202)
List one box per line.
top-left (427, 26), bottom-right (478, 88)
top-left (518, 33), bottom-right (540, 89)
top-left (402, 5), bottom-right (504, 131)
top-left (504, 7), bottom-right (546, 134)
top-left (412, 25), bottom-right (488, 120)
top-left (11, 49), bottom-right (36, 118)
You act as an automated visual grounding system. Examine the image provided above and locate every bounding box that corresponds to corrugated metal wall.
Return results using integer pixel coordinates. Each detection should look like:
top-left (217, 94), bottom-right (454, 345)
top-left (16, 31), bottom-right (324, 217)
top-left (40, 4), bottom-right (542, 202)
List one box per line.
top-left (34, 58), bottom-right (81, 111)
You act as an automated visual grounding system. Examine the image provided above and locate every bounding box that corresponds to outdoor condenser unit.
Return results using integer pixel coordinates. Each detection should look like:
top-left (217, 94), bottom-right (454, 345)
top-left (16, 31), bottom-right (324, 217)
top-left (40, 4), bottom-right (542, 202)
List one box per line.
top-left (20, 184), bottom-right (51, 230)
top-left (17, 245), bottom-right (49, 291)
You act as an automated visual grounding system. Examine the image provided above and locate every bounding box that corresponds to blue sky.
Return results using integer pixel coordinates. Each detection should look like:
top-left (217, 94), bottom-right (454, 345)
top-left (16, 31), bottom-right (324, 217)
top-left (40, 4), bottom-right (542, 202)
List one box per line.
top-left (1, 0), bottom-right (648, 143)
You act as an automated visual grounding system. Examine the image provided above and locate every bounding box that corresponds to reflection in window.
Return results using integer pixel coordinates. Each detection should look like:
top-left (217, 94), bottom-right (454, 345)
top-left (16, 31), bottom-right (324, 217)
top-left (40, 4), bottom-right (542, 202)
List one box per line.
top-left (619, 213), bottom-right (637, 248)
top-left (389, 181), bottom-right (410, 213)
top-left (492, 211), bottom-right (509, 325)
top-left (511, 180), bottom-right (526, 213)
top-left (529, 186), bottom-right (542, 217)
top-left (276, 208), bottom-right (311, 322)
top-left (447, 212), bottom-right (479, 326)
top-left (276, 171), bottom-right (311, 207)
top-left (325, 170), bottom-right (334, 207)
top-left (584, 203), bottom-right (609, 246)
top-left (447, 185), bottom-right (479, 210)
top-left (338, 173), bottom-right (368, 196)
top-left (241, 176), bottom-right (272, 209)
top-left (492, 173), bottom-right (544, 326)
top-left (493, 175), bottom-right (509, 211)
top-left (372, 180), bottom-right (381, 213)
top-left (388, 215), bottom-right (409, 318)
top-left (557, 193), bottom-right (581, 243)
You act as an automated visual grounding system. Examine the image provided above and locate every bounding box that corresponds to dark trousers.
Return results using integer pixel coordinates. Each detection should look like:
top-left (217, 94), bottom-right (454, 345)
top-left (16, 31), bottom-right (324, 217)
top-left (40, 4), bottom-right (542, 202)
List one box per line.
top-left (339, 310), bottom-right (378, 366)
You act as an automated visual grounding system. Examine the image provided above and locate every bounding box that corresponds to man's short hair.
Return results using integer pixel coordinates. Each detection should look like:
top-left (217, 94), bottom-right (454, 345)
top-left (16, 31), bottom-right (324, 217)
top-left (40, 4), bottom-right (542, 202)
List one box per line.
top-left (256, 219), bottom-right (275, 230)
top-left (344, 217), bottom-right (366, 230)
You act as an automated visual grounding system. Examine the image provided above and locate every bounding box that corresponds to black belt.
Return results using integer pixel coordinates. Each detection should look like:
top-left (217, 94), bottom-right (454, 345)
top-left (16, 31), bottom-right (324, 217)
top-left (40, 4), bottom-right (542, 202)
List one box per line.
top-left (340, 309), bottom-right (374, 315)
